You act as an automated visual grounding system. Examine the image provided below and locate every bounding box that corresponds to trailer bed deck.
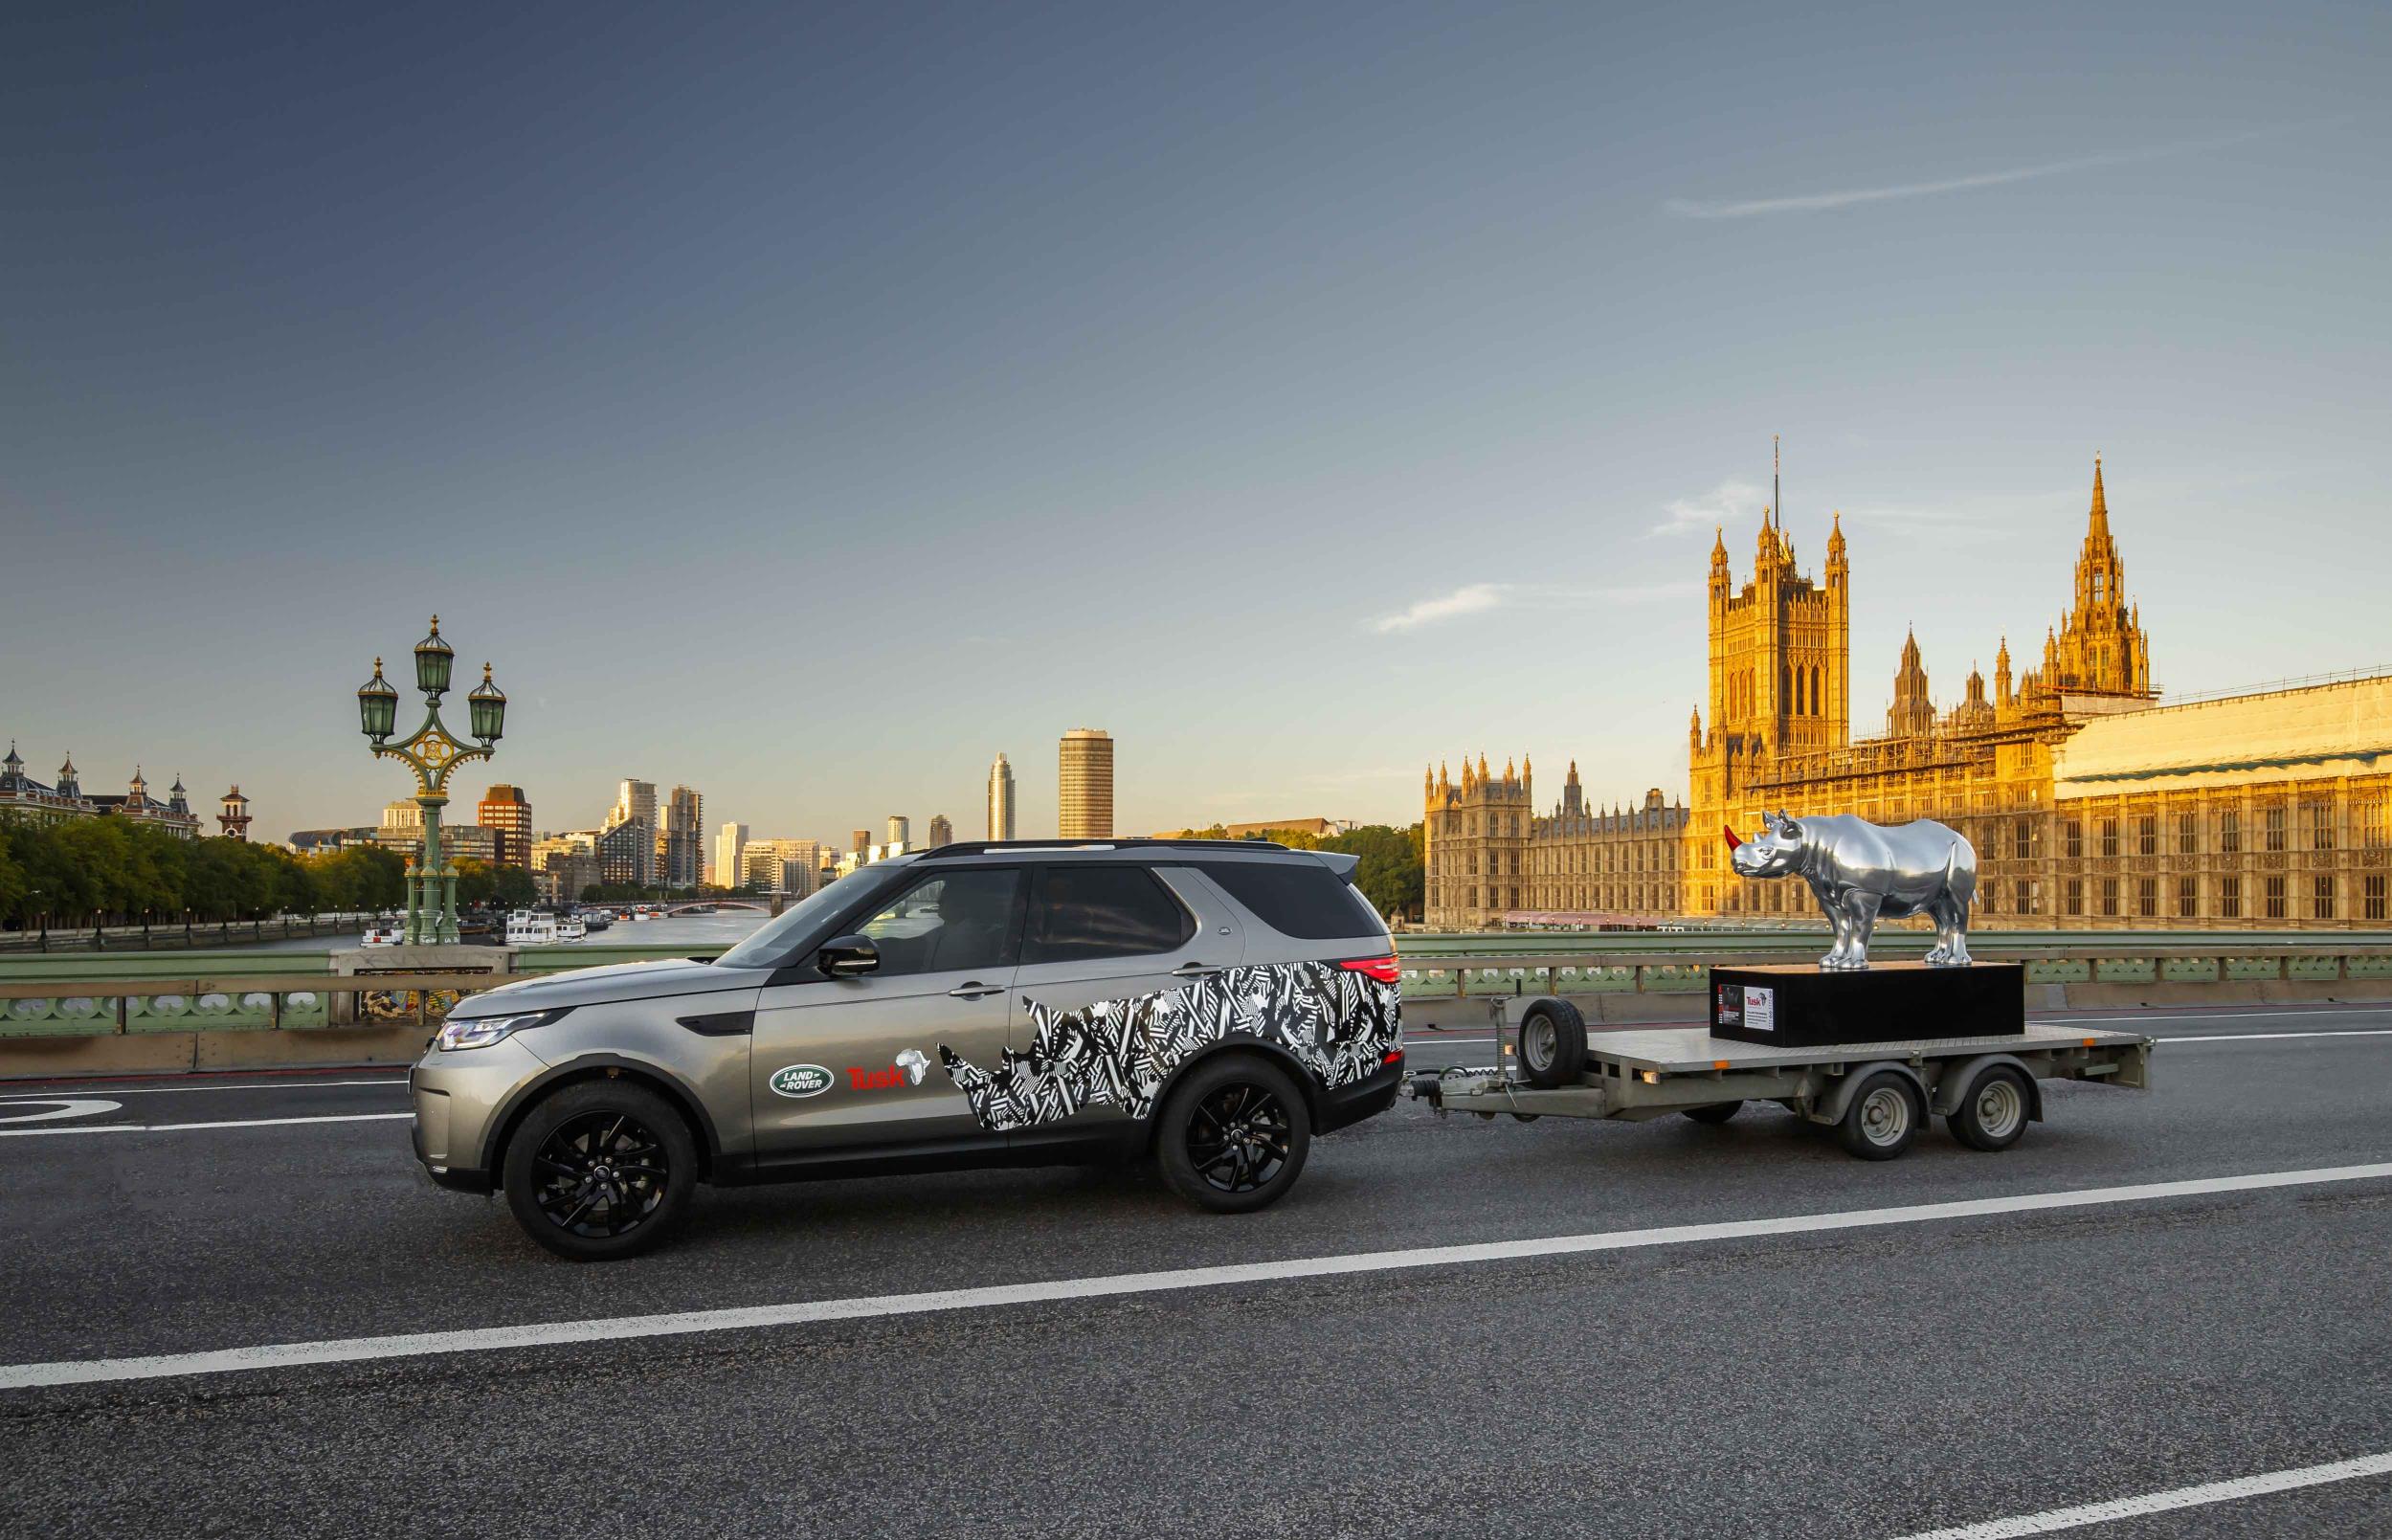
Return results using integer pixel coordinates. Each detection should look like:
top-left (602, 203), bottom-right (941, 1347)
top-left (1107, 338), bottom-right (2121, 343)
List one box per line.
top-left (1412, 1008), bottom-right (2153, 1154)
top-left (1544, 1020), bottom-right (2148, 1075)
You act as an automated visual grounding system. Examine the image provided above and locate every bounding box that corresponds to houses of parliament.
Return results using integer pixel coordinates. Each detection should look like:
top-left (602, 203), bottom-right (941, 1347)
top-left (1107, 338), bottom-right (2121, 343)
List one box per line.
top-left (1422, 456), bottom-right (2392, 931)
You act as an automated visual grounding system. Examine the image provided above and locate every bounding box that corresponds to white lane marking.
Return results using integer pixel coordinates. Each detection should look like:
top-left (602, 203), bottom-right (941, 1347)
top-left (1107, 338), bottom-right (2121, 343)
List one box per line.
top-left (2045, 1009), bottom-right (2388, 1024)
top-left (2161, 1029), bottom-right (2392, 1043)
top-left (0, 1113), bottom-right (414, 1140)
top-left (1889, 1450), bottom-right (2392, 1538)
top-left (0, 1099), bottom-right (123, 1126)
top-left (0, 1079), bottom-right (408, 1097)
top-left (5, 1161), bottom-right (2387, 1392)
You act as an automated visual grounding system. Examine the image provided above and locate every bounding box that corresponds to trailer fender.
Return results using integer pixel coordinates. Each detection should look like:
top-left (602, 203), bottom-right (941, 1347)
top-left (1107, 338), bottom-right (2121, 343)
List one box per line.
top-left (1804, 1060), bottom-right (1931, 1127)
top-left (1930, 1054), bottom-right (2045, 1124)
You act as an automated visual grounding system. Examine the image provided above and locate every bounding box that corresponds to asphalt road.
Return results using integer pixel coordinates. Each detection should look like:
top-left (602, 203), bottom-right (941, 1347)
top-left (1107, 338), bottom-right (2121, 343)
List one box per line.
top-left (3, 1002), bottom-right (2390, 1537)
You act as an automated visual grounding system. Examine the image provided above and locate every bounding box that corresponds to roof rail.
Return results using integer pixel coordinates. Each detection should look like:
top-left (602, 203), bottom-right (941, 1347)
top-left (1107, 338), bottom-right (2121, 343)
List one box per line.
top-left (919, 837), bottom-right (1291, 859)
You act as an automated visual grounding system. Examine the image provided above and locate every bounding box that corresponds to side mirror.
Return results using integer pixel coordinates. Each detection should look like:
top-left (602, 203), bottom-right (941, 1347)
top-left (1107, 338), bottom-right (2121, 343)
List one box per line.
top-left (818, 933), bottom-right (881, 978)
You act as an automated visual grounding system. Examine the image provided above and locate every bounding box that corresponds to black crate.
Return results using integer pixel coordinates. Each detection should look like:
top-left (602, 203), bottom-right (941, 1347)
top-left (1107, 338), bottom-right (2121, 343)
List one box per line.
top-left (1708, 962), bottom-right (2024, 1048)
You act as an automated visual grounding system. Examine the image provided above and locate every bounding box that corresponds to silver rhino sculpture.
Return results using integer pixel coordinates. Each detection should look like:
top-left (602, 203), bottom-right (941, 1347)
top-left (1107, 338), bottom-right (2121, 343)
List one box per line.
top-left (1726, 811), bottom-right (1977, 971)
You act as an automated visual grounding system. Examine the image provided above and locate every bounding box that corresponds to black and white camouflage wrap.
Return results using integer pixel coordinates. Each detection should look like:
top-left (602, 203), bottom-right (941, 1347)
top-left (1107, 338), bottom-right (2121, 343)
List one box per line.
top-left (937, 961), bottom-right (1398, 1132)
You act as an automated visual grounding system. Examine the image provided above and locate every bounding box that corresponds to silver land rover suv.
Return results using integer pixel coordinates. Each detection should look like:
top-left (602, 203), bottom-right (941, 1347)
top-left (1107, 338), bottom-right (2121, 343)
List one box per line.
top-left (410, 839), bottom-right (1405, 1259)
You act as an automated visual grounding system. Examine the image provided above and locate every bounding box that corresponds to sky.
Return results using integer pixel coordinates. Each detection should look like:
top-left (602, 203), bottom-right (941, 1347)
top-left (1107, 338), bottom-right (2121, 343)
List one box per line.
top-left (5, 2), bottom-right (2388, 845)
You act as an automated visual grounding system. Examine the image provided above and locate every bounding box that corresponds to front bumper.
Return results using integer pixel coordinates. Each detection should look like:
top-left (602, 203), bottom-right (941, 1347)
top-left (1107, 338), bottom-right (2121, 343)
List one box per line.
top-left (409, 1035), bottom-right (549, 1194)
top-left (1317, 1053), bottom-right (1404, 1134)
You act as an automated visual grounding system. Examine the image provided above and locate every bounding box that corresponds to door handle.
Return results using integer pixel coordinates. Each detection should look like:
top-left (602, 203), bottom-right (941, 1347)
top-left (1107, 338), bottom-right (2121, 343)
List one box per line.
top-left (1171, 962), bottom-right (1223, 978)
top-left (948, 982), bottom-right (1006, 999)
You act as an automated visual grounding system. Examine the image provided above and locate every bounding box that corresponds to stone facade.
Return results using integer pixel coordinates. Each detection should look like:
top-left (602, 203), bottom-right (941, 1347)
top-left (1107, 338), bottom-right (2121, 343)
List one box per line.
top-left (1423, 458), bottom-right (2389, 931)
top-left (1422, 757), bottom-right (1687, 927)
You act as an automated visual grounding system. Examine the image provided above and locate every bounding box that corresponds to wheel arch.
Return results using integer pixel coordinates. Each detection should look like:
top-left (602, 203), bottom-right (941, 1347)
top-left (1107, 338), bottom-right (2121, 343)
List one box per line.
top-left (1807, 1059), bottom-right (1932, 1127)
top-left (481, 1055), bottom-right (724, 1182)
top-left (1929, 1053), bottom-right (2045, 1123)
top-left (1142, 1038), bottom-right (1322, 1154)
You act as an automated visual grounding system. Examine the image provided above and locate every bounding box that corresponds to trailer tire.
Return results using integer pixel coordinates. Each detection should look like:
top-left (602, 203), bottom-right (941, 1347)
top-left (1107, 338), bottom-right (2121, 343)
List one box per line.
top-left (1836, 1072), bottom-right (1922, 1160)
top-left (1682, 1101), bottom-right (1742, 1125)
top-left (1947, 1064), bottom-right (2032, 1151)
top-left (1516, 1000), bottom-right (1586, 1089)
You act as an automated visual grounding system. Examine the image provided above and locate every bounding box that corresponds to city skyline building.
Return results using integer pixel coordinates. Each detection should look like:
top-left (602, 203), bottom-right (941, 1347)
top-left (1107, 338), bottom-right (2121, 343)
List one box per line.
top-left (987, 753), bottom-right (1016, 841)
top-left (742, 837), bottom-right (825, 897)
top-left (662, 784), bottom-right (704, 888)
top-left (477, 783), bottom-right (533, 868)
top-left (1059, 728), bottom-right (1113, 838)
top-left (715, 822), bottom-right (749, 893)
top-left (886, 814), bottom-right (910, 847)
top-left (216, 786), bottom-right (252, 841)
top-left (0, 748), bottom-right (203, 837)
top-left (605, 778), bottom-right (658, 886)
top-left (927, 814), bottom-right (952, 848)
top-left (596, 817), bottom-right (652, 887)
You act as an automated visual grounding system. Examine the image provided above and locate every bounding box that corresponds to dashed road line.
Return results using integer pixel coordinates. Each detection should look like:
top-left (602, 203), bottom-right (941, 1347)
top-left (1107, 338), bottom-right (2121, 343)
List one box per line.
top-left (1889, 1450), bottom-right (2392, 1537)
top-left (0, 1112), bottom-right (414, 1140)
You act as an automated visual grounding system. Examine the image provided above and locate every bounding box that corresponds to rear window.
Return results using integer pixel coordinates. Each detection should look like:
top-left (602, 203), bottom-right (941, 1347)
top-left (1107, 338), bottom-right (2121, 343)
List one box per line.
top-left (1199, 860), bottom-right (1386, 941)
top-left (1023, 865), bottom-right (1195, 963)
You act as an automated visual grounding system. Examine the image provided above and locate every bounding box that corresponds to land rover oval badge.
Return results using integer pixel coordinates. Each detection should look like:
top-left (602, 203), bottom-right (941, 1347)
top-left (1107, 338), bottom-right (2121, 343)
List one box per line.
top-left (769, 1064), bottom-right (834, 1099)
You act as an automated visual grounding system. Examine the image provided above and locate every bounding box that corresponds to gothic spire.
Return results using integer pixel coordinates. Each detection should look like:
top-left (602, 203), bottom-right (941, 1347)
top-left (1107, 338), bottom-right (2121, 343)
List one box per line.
top-left (2089, 454), bottom-right (2108, 535)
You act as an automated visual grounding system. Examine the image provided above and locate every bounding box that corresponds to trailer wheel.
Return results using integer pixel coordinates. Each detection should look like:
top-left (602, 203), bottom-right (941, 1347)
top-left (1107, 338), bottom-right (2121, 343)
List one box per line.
top-left (1682, 1101), bottom-right (1742, 1125)
top-left (1947, 1065), bottom-right (2032, 1151)
top-left (1516, 1000), bottom-right (1586, 1089)
top-left (1836, 1072), bottom-right (1921, 1160)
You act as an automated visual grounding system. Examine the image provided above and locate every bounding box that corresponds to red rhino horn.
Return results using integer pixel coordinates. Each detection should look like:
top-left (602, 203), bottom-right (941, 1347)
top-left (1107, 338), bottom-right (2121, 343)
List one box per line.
top-left (1722, 823), bottom-right (1743, 851)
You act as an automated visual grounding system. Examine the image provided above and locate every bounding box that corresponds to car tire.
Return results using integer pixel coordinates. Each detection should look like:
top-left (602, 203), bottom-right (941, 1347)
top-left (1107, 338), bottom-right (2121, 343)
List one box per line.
top-left (1835, 1071), bottom-right (1922, 1161)
top-left (1947, 1065), bottom-right (2033, 1152)
top-left (503, 1080), bottom-right (699, 1261)
top-left (1516, 999), bottom-right (1587, 1088)
top-left (1682, 1100), bottom-right (1743, 1125)
top-left (1155, 1055), bottom-right (1312, 1215)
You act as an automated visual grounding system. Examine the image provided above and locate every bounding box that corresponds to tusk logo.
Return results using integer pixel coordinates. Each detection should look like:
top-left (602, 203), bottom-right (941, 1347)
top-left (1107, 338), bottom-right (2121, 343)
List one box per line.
top-left (895, 1047), bottom-right (929, 1086)
top-left (768, 1064), bottom-right (834, 1099)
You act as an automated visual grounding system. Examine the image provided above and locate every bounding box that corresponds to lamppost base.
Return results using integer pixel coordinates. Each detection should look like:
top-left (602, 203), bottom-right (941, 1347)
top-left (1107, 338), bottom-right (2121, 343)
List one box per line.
top-left (328, 943), bottom-right (513, 1028)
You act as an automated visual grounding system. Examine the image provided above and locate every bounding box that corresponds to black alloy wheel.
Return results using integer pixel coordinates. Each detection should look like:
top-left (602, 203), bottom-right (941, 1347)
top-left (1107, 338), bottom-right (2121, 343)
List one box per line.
top-left (534, 1111), bottom-right (667, 1237)
top-left (1156, 1057), bottom-right (1313, 1214)
top-left (1187, 1082), bottom-right (1293, 1194)
top-left (503, 1081), bottom-right (698, 1261)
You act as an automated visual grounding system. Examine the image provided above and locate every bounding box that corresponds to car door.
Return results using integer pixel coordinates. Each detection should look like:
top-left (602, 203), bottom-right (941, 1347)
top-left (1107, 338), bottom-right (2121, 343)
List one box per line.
top-left (747, 865), bottom-right (1024, 1157)
top-left (994, 862), bottom-right (1245, 1143)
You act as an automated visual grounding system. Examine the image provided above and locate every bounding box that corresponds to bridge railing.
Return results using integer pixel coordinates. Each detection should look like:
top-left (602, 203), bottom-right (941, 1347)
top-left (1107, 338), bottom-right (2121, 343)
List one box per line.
top-left (4, 932), bottom-right (2390, 1037)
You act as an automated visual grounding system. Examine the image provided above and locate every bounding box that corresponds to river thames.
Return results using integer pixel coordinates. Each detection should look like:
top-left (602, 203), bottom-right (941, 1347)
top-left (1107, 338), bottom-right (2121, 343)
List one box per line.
top-left (243, 910), bottom-right (775, 953)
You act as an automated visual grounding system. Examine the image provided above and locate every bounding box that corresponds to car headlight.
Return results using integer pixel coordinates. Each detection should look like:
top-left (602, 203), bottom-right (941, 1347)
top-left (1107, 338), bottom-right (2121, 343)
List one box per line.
top-left (436, 1008), bottom-right (565, 1053)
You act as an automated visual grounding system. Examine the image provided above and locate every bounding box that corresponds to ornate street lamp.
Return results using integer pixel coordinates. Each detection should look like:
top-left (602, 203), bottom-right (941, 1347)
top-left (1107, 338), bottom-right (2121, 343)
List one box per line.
top-left (355, 616), bottom-right (508, 946)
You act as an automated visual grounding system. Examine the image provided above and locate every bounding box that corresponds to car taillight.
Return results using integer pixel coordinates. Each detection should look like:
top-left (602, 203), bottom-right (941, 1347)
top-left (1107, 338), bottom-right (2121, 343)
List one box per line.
top-left (1339, 955), bottom-right (1400, 984)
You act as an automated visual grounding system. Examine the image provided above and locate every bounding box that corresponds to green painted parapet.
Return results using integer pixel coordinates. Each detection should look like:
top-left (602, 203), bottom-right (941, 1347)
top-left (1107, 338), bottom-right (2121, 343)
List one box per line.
top-left (5, 930), bottom-right (2391, 1043)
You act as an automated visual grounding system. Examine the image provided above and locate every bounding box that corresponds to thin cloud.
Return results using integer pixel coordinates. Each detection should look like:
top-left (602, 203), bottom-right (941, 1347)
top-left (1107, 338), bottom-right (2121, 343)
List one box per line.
top-left (1665, 123), bottom-right (2313, 220)
top-left (1651, 478), bottom-right (1767, 536)
top-left (1369, 580), bottom-right (1695, 634)
top-left (1372, 583), bottom-right (1507, 634)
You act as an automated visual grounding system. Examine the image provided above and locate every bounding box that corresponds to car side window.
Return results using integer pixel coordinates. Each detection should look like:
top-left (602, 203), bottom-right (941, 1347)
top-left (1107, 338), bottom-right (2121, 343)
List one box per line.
top-left (854, 869), bottom-right (1021, 977)
top-left (1022, 865), bottom-right (1194, 964)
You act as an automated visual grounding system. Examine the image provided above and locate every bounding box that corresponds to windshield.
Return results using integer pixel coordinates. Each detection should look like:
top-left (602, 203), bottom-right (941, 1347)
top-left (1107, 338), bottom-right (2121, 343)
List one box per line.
top-left (714, 865), bottom-right (906, 971)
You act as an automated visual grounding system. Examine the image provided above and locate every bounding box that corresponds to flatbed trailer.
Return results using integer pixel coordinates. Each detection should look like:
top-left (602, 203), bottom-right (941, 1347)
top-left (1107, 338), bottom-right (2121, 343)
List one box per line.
top-left (1407, 997), bottom-right (2155, 1159)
